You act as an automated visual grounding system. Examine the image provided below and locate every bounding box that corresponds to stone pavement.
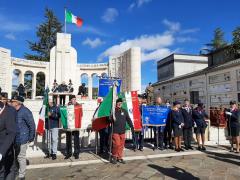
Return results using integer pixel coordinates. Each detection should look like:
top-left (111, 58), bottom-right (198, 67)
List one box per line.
top-left (25, 145), bottom-right (240, 180)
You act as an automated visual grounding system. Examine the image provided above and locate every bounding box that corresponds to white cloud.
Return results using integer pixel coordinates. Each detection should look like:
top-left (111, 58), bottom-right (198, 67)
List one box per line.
top-left (98, 33), bottom-right (174, 62)
top-left (101, 8), bottom-right (119, 23)
top-left (4, 33), bottom-right (16, 40)
top-left (128, 0), bottom-right (152, 11)
top-left (137, 0), bottom-right (152, 7)
top-left (82, 38), bottom-right (105, 48)
top-left (141, 48), bottom-right (171, 62)
top-left (99, 19), bottom-right (199, 62)
top-left (162, 19), bottom-right (181, 32)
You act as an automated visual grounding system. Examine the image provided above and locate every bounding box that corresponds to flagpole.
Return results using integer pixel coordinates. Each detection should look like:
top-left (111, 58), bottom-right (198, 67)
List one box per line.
top-left (64, 7), bottom-right (66, 33)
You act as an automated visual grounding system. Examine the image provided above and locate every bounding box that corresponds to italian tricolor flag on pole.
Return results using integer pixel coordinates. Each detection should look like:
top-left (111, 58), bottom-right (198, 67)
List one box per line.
top-left (66, 10), bottom-right (83, 27)
top-left (121, 91), bottom-right (142, 131)
top-left (36, 88), bottom-right (49, 135)
top-left (92, 88), bottom-right (114, 131)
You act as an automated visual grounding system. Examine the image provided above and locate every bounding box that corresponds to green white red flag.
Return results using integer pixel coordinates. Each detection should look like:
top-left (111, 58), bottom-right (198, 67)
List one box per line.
top-left (66, 10), bottom-right (83, 27)
top-left (60, 104), bottom-right (83, 129)
top-left (36, 88), bottom-right (49, 135)
top-left (92, 88), bottom-right (113, 131)
top-left (121, 91), bottom-right (142, 131)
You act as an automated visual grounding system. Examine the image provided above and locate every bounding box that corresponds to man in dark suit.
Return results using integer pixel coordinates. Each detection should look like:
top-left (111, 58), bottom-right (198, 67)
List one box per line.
top-left (0, 96), bottom-right (17, 180)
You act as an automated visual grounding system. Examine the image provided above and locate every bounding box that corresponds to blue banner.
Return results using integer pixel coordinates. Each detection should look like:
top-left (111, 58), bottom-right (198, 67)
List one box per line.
top-left (142, 105), bottom-right (170, 126)
top-left (98, 78), bottom-right (122, 97)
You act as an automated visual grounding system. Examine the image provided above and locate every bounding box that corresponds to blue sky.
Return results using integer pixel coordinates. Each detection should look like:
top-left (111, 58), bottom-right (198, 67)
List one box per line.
top-left (0, 0), bottom-right (240, 90)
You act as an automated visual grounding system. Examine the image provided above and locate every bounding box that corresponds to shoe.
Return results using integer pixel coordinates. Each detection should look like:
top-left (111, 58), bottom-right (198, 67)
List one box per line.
top-left (235, 151), bottom-right (240, 154)
top-left (52, 154), bottom-right (57, 160)
top-left (184, 146), bottom-right (189, 150)
top-left (64, 154), bottom-right (71, 159)
top-left (188, 146), bottom-right (193, 150)
top-left (197, 146), bottom-right (202, 151)
top-left (169, 145), bottom-right (174, 150)
top-left (44, 153), bottom-right (51, 159)
top-left (201, 146), bottom-right (206, 151)
top-left (139, 148), bottom-right (143, 151)
top-left (117, 159), bottom-right (126, 164)
top-left (175, 148), bottom-right (180, 152)
top-left (159, 147), bottom-right (164, 151)
top-left (179, 148), bottom-right (184, 152)
top-left (111, 157), bottom-right (117, 164)
top-left (19, 177), bottom-right (25, 180)
top-left (74, 154), bottom-right (79, 159)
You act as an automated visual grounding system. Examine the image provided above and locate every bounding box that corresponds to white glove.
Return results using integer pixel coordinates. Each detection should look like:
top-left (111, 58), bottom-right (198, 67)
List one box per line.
top-left (178, 125), bottom-right (182, 128)
top-left (0, 154), bottom-right (2, 161)
top-left (194, 122), bottom-right (197, 128)
top-left (225, 112), bottom-right (232, 116)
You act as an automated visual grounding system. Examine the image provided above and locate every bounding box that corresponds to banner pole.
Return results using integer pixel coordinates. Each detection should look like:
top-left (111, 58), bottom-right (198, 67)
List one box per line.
top-left (64, 7), bottom-right (67, 33)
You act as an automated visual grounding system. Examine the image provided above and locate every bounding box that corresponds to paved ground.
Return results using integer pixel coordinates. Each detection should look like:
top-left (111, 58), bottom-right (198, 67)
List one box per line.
top-left (25, 145), bottom-right (240, 180)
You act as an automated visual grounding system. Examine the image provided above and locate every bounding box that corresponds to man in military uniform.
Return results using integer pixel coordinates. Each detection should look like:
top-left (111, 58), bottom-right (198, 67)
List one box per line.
top-left (145, 82), bottom-right (154, 105)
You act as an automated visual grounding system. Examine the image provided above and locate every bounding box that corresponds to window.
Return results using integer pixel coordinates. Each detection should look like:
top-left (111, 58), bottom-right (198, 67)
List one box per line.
top-left (190, 91), bottom-right (199, 104)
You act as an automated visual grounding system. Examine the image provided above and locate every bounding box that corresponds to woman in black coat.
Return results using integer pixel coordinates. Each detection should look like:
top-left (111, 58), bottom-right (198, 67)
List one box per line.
top-left (225, 101), bottom-right (240, 153)
top-left (171, 101), bottom-right (184, 152)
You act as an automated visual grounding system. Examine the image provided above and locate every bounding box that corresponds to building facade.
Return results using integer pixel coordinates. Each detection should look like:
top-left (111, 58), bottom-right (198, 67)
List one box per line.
top-left (109, 47), bottom-right (141, 92)
top-left (153, 53), bottom-right (240, 110)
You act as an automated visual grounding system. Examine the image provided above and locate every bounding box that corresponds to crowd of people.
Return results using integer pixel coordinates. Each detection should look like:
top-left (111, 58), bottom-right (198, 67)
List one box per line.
top-left (1, 84), bottom-right (240, 178)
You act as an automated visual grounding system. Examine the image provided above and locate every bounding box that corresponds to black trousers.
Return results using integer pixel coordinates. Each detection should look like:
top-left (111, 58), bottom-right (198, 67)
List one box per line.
top-left (183, 128), bottom-right (193, 147)
top-left (0, 148), bottom-right (15, 180)
top-left (134, 131), bottom-right (144, 149)
top-left (66, 131), bottom-right (80, 156)
top-left (99, 128), bottom-right (109, 153)
top-left (60, 95), bottom-right (66, 106)
top-left (153, 127), bottom-right (164, 148)
top-left (164, 127), bottom-right (173, 147)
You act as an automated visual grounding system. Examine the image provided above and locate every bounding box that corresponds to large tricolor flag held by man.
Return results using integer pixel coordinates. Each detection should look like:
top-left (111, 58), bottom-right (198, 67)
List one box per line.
top-left (121, 91), bottom-right (142, 131)
top-left (36, 88), bottom-right (49, 135)
top-left (65, 10), bottom-right (83, 27)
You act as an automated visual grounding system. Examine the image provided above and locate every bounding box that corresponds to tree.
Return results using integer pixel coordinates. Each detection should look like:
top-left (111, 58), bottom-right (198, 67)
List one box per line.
top-left (203, 28), bottom-right (227, 53)
top-left (230, 26), bottom-right (240, 58)
top-left (25, 8), bottom-right (63, 61)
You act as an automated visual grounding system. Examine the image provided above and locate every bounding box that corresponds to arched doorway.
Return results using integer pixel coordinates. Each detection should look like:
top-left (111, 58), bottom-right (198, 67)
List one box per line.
top-left (12, 69), bottom-right (22, 97)
top-left (80, 73), bottom-right (88, 96)
top-left (24, 71), bottom-right (34, 99)
top-left (36, 72), bottom-right (45, 96)
top-left (92, 73), bottom-right (99, 99)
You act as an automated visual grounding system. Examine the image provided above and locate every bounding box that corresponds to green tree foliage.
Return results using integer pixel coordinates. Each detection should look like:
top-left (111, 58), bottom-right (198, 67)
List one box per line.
top-left (230, 26), bottom-right (240, 58)
top-left (25, 8), bottom-right (63, 61)
top-left (204, 27), bottom-right (227, 52)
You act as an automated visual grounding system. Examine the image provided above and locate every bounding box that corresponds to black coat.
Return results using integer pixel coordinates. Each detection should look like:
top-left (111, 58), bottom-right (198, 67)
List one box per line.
top-left (192, 108), bottom-right (208, 128)
top-left (171, 109), bottom-right (184, 128)
top-left (181, 107), bottom-right (193, 129)
top-left (226, 109), bottom-right (240, 128)
top-left (0, 104), bottom-right (16, 157)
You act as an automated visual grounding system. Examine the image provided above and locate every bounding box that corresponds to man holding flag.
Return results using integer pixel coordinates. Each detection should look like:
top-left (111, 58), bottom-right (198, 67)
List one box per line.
top-left (110, 98), bottom-right (134, 164)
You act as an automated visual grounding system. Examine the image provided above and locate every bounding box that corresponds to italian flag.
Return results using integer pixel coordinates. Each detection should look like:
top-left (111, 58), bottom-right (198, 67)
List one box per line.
top-left (66, 10), bottom-right (83, 27)
top-left (60, 104), bottom-right (83, 129)
top-left (120, 91), bottom-right (142, 131)
top-left (36, 88), bottom-right (49, 135)
top-left (92, 88), bottom-right (114, 131)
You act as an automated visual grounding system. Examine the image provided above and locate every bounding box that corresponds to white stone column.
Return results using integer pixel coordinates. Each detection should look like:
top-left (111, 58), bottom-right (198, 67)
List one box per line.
top-left (20, 71), bottom-right (25, 85)
top-left (88, 76), bottom-right (92, 100)
top-left (32, 73), bottom-right (36, 99)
